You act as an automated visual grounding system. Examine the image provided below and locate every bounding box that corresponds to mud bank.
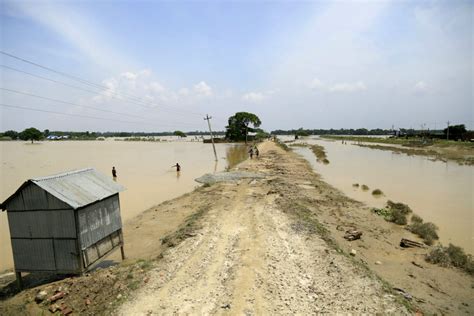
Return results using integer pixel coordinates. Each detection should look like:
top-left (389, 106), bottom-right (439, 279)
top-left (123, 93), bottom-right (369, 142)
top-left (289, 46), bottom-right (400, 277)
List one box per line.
top-left (1, 141), bottom-right (472, 315)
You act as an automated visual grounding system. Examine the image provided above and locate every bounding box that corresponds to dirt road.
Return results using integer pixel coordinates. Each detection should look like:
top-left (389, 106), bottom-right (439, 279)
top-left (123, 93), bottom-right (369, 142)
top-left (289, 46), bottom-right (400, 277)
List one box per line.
top-left (120, 141), bottom-right (404, 315)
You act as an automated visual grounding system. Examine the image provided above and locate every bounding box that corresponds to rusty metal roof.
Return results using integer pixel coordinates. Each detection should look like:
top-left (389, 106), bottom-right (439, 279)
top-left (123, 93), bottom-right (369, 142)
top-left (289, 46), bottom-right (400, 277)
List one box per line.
top-left (2, 168), bottom-right (125, 210)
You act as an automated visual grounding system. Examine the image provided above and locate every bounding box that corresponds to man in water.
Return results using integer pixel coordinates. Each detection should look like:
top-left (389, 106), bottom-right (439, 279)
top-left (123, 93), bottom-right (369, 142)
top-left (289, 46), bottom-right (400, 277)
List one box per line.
top-left (172, 163), bottom-right (181, 172)
top-left (112, 166), bottom-right (117, 179)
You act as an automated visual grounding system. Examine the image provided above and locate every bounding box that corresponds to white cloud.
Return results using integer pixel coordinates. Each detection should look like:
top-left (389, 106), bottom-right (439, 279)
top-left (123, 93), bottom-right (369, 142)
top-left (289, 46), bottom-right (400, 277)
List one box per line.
top-left (328, 81), bottom-right (367, 93)
top-left (413, 81), bottom-right (428, 92)
top-left (308, 79), bottom-right (366, 93)
top-left (242, 92), bottom-right (266, 103)
top-left (308, 78), bottom-right (325, 90)
top-left (193, 81), bottom-right (213, 96)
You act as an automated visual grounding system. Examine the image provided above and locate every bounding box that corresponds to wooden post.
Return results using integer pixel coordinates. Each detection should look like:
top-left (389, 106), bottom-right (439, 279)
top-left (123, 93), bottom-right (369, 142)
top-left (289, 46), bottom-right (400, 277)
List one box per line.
top-left (16, 271), bottom-right (23, 290)
top-left (120, 245), bottom-right (126, 260)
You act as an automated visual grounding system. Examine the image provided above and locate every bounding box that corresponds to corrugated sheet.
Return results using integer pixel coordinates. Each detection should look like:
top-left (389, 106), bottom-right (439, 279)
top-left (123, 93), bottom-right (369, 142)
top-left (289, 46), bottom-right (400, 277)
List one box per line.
top-left (30, 168), bottom-right (125, 209)
top-left (8, 210), bottom-right (76, 238)
top-left (54, 239), bottom-right (80, 271)
top-left (11, 239), bottom-right (56, 271)
top-left (78, 195), bottom-right (122, 249)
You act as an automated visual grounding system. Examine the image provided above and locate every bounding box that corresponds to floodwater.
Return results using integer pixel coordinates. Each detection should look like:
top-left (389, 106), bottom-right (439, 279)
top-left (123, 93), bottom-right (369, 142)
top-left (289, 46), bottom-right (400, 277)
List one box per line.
top-left (0, 140), bottom-right (247, 272)
top-left (291, 136), bottom-right (473, 254)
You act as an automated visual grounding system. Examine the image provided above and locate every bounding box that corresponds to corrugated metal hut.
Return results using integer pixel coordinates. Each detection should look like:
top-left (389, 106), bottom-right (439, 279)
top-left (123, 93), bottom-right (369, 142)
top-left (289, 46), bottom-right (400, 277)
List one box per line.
top-left (0, 168), bottom-right (126, 287)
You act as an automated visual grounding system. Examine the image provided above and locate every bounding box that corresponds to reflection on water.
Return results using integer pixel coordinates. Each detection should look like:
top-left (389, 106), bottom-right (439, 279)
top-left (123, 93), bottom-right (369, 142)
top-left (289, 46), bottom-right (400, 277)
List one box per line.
top-left (292, 136), bottom-right (473, 254)
top-left (0, 140), bottom-right (246, 271)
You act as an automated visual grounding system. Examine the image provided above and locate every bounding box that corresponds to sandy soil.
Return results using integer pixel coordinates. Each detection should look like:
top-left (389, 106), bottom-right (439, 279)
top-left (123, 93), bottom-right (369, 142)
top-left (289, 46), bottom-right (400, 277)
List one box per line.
top-left (1, 140), bottom-right (472, 315)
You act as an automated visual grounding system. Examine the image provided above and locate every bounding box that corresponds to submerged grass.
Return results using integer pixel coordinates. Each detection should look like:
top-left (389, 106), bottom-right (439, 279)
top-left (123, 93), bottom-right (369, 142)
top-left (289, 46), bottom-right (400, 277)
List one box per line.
top-left (372, 189), bottom-right (383, 196)
top-left (309, 144), bottom-right (330, 164)
top-left (361, 184), bottom-right (369, 191)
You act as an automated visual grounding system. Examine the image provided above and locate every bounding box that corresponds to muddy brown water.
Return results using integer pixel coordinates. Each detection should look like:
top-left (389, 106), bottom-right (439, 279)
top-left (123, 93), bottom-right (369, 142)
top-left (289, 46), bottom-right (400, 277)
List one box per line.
top-left (0, 140), bottom-right (247, 272)
top-left (289, 136), bottom-right (473, 254)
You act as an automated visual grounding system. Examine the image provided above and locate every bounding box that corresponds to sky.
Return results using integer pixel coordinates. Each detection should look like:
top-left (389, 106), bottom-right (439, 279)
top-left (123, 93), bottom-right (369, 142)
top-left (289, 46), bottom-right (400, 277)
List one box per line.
top-left (0, 0), bottom-right (472, 132)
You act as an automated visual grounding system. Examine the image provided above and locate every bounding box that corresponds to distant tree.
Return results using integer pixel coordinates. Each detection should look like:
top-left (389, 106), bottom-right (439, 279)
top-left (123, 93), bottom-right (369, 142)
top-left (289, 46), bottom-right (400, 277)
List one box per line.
top-left (3, 130), bottom-right (19, 140)
top-left (173, 130), bottom-right (187, 138)
top-left (225, 112), bottom-right (262, 143)
top-left (443, 124), bottom-right (466, 141)
top-left (43, 129), bottom-right (50, 137)
top-left (295, 128), bottom-right (310, 137)
top-left (19, 127), bottom-right (43, 143)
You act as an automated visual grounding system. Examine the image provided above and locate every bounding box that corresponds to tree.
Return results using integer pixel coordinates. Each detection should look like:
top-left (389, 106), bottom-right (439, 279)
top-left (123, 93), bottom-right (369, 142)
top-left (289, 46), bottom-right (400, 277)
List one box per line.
top-left (19, 127), bottom-right (43, 143)
top-left (43, 129), bottom-right (50, 137)
top-left (443, 124), bottom-right (466, 141)
top-left (173, 130), bottom-right (187, 138)
top-left (225, 112), bottom-right (262, 143)
top-left (3, 130), bottom-right (19, 140)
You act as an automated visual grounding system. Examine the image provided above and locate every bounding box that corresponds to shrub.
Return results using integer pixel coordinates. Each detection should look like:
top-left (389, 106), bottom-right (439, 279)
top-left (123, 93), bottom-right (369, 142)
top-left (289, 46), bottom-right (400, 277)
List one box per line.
top-left (387, 200), bottom-right (412, 214)
top-left (388, 209), bottom-right (408, 225)
top-left (410, 214), bottom-right (423, 224)
top-left (352, 183), bottom-right (359, 187)
top-left (408, 222), bottom-right (439, 245)
top-left (361, 184), bottom-right (369, 191)
top-left (372, 189), bottom-right (383, 195)
top-left (426, 244), bottom-right (474, 275)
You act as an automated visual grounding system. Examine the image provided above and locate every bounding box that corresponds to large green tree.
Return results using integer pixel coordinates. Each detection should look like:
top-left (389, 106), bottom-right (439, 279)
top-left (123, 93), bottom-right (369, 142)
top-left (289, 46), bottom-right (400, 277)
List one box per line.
top-left (173, 130), bottom-right (187, 138)
top-left (19, 127), bottom-right (43, 143)
top-left (3, 130), bottom-right (19, 140)
top-left (225, 112), bottom-right (262, 143)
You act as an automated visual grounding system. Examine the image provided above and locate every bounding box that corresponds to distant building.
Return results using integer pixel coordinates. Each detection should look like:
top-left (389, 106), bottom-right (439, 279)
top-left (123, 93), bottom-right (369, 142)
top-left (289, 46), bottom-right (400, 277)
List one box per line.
top-left (1, 168), bottom-right (126, 288)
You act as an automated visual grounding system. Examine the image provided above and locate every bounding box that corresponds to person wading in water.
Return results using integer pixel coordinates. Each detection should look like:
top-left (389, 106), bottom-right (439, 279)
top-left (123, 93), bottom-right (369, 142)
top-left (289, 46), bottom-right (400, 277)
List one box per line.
top-left (112, 166), bottom-right (117, 180)
top-left (172, 163), bottom-right (181, 172)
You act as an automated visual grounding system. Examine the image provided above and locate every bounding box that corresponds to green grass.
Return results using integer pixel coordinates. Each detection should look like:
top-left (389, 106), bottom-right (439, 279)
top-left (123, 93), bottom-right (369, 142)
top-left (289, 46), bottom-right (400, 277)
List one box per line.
top-left (275, 139), bottom-right (290, 151)
top-left (407, 222), bottom-right (439, 245)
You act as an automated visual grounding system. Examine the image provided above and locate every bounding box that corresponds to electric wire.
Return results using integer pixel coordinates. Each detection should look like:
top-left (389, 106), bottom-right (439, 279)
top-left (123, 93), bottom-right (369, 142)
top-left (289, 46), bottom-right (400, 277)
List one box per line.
top-left (0, 87), bottom-right (202, 128)
top-left (1, 51), bottom-right (204, 117)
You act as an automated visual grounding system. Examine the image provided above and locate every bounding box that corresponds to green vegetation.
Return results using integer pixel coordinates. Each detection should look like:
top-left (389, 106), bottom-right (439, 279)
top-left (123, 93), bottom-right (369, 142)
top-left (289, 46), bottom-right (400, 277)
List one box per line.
top-left (372, 189), bottom-right (383, 195)
top-left (225, 112), bottom-right (262, 143)
top-left (407, 221), bottom-right (439, 245)
top-left (361, 184), bottom-right (369, 191)
top-left (352, 183), bottom-right (359, 187)
top-left (410, 214), bottom-right (423, 224)
top-left (173, 130), bottom-right (187, 137)
top-left (275, 139), bottom-right (290, 151)
top-left (309, 144), bottom-right (329, 164)
top-left (372, 200), bottom-right (412, 225)
top-left (2, 130), bottom-right (19, 140)
top-left (426, 244), bottom-right (474, 275)
top-left (19, 127), bottom-right (43, 143)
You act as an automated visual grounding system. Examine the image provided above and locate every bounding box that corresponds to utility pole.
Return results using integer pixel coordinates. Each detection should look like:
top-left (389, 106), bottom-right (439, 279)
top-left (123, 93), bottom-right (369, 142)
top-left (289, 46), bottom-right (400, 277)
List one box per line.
top-left (204, 114), bottom-right (218, 161)
top-left (446, 121), bottom-right (450, 141)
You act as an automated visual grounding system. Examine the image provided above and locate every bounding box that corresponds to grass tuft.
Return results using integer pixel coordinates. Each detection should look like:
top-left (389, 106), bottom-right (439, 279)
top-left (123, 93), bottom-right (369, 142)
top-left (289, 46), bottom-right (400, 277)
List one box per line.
top-left (361, 184), bottom-right (369, 191)
top-left (407, 222), bottom-right (439, 245)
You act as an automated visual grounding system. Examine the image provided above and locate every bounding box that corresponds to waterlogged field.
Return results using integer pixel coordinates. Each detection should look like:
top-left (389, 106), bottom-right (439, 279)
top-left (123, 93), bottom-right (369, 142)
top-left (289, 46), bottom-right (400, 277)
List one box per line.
top-left (290, 136), bottom-right (473, 254)
top-left (0, 139), bottom-right (247, 272)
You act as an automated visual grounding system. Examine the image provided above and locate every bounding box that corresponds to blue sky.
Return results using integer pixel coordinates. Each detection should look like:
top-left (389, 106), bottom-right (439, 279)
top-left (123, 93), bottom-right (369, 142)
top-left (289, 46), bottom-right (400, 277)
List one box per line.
top-left (0, 0), bottom-right (472, 132)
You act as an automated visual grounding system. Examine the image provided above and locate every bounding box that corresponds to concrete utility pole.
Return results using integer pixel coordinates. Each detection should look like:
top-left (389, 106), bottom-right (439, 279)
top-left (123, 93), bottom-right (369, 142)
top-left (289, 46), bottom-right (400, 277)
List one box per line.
top-left (446, 121), bottom-right (450, 141)
top-left (204, 114), bottom-right (218, 161)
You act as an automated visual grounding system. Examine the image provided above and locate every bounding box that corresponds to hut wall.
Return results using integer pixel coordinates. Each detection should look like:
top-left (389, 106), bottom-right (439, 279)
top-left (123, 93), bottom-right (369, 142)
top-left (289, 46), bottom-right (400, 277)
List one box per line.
top-left (77, 194), bottom-right (122, 250)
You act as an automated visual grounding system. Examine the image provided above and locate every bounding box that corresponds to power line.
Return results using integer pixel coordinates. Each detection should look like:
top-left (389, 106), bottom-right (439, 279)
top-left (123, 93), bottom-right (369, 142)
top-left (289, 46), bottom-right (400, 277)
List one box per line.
top-left (0, 87), bottom-right (201, 127)
top-left (0, 51), bottom-right (204, 117)
top-left (1, 64), bottom-right (201, 119)
top-left (0, 103), bottom-right (203, 129)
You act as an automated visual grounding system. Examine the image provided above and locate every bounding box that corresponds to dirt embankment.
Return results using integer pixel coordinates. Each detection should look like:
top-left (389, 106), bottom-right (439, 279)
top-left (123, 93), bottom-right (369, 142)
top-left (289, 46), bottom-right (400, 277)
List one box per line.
top-left (1, 141), bottom-right (473, 315)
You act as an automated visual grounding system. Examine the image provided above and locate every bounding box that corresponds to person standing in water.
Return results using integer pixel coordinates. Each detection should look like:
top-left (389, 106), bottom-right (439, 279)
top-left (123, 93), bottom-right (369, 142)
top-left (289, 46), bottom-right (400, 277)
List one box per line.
top-left (112, 166), bottom-right (117, 180)
top-left (172, 163), bottom-right (181, 172)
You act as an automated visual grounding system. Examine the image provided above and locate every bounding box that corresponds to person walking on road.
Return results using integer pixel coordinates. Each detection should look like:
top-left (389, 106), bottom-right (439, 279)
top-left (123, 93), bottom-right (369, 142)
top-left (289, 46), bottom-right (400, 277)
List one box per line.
top-left (248, 147), bottom-right (254, 159)
top-left (254, 146), bottom-right (259, 158)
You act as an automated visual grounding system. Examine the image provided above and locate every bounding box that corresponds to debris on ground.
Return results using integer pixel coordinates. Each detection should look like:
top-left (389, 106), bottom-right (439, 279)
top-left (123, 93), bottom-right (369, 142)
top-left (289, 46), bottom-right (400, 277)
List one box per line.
top-left (400, 238), bottom-right (426, 248)
top-left (344, 229), bottom-right (362, 241)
